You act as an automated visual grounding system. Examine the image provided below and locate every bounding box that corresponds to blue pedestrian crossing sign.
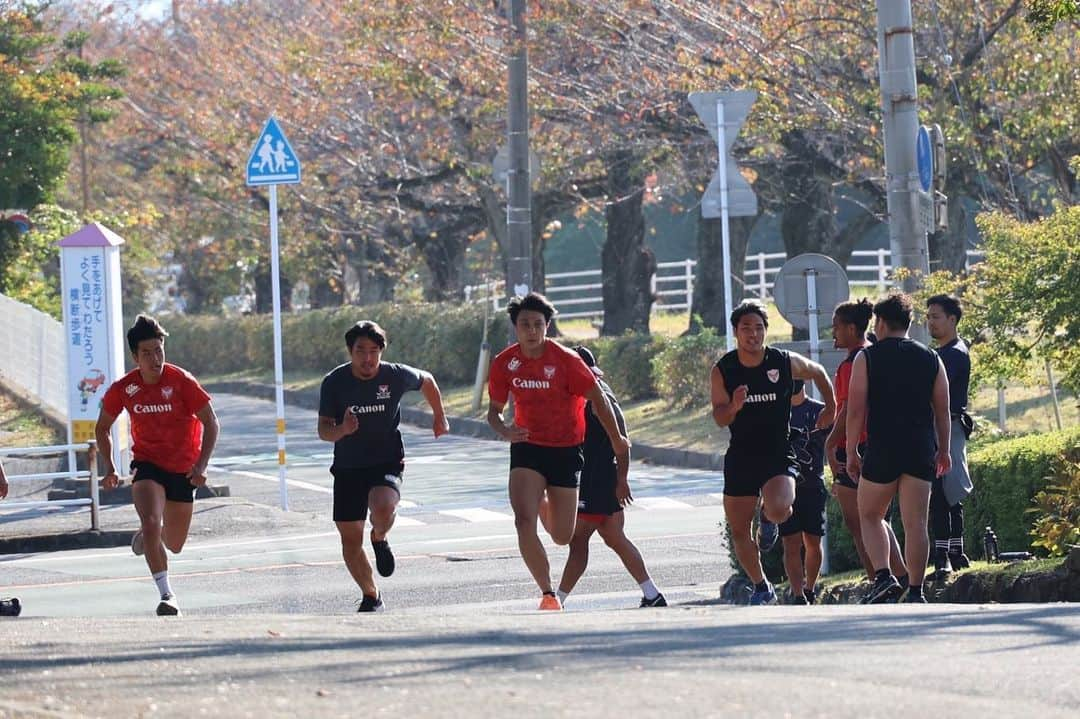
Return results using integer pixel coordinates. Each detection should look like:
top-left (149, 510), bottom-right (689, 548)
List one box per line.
top-left (246, 117), bottom-right (301, 186)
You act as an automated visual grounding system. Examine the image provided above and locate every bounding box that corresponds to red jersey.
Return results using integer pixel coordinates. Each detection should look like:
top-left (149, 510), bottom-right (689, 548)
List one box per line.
top-left (835, 342), bottom-right (870, 444)
top-left (488, 341), bottom-right (599, 447)
top-left (102, 363), bottom-right (212, 473)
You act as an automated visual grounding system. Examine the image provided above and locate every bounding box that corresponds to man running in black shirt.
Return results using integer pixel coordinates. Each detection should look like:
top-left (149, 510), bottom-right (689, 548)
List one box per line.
top-left (318, 321), bottom-right (450, 612)
top-left (712, 300), bottom-right (836, 605)
top-left (845, 294), bottom-right (951, 603)
top-left (926, 294), bottom-right (974, 577)
top-left (781, 381), bottom-right (828, 605)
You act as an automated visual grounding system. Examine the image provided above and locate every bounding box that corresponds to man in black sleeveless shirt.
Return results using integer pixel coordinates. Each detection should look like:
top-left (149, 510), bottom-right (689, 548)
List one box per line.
top-left (712, 300), bottom-right (836, 605)
top-left (845, 293), bottom-right (951, 603)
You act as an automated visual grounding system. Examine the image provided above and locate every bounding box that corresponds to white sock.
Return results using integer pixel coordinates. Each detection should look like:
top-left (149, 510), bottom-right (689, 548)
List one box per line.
top-left (556, 589), bottom-right (569, 605)
top-left (639, 578), bottom-right (660, 600)
top-left (153, 570), bottom-right (173, 599)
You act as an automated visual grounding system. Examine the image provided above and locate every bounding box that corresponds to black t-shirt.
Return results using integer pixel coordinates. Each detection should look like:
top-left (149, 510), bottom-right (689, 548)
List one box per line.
top-left (318, 362), bottom-right (424, 468)
top-left (937, 337), bottom-right (970, 414)
top-left (789, 398), bottom-right (826, 480)
top-left (864, 337), bottom-right (940, 451)
top-left (581, 379), bottom-right (627, 485)
top-left (717, 347), bottom-right (793, 456)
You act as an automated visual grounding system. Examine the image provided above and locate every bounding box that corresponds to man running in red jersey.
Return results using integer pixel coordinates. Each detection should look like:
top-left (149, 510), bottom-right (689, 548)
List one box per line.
top-left (488, 293), bottom-right (630, 611)
top-left (95, 315), bottom-right (219, 616)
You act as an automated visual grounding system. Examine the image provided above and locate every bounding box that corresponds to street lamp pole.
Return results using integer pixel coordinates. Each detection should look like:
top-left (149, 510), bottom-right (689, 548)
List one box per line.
top-left (506, 0), bottom-right (533, 313)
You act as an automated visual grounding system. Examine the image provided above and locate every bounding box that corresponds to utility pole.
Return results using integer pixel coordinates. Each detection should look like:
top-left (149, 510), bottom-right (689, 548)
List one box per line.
top-left (876, 0), bottom-right (930, 339)
top-left (506, 0), bottom-right (532, 311)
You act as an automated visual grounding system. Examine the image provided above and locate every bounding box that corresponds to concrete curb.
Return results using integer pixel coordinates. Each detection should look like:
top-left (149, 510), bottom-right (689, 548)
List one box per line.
top-left (0, 529), bottom-right (136, 554)
top-left (203, 380), bottom-right (725, 471)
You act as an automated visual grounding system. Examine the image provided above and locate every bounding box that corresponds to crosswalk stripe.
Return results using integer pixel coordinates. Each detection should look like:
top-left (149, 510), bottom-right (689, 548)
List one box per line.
top-left (439, 508), bottom-right (514, 523)
top-left (633, 497), bottom-right (694, 510)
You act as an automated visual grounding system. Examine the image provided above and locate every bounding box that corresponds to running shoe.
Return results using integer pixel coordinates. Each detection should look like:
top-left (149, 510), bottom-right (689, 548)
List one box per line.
top-left (156, 594), bottom-right (181, 617)
top-left (0, 597), bottom-right (21, 617)
top-left (749, 580), bottom-right (777, 606)
top-left (131, 530), bottom-right (144, 556)
top-left (640, 593), bottom-right (668, 608)
top-left (865, 573), bottom-right (903, 604)
top-left (372, 539), bottom-right (395, 577)
top-left (357, 593), bottom-right (384, 613)
top-left (903, 591), bottom-right (928, 604)
top-left (538, 593), bottom-right (563, 611)
top-left (932, 548), bottom-right (953, 581)
top-left (803, 588), bottom-right (817, 605)
top-left (791, 593), bottom-right (809, 605)
top-left (755, 509), bottom-right (779, 552)
top-left (949, 551), bottom-right (971, 570)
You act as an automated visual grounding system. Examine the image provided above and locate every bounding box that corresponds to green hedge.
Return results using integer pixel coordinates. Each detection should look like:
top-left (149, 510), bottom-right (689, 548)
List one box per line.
top-left (965, 428), bottom-right (1080, 556)
top-left (161, 303), bottom-right (498, 386)
top-left (651, 328), bottom-right (726, 409)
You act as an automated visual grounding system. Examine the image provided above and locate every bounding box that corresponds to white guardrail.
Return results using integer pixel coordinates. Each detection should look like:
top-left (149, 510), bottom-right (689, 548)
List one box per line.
top-left (0, 441), bottom-right (100, 531)
top-left (465, 249), bottom-right (985, 320)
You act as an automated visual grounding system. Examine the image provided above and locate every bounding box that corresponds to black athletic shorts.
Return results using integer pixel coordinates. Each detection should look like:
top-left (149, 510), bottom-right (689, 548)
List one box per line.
top-left (722, 449), bottom-right (799, 498)
top-left (577, 466), bottom-right (622, 517)
top-left (861, 441), bottom-right (935, 485)
top-left (779, 476), bottom-right (828, 537)
top-left (331, 462), bottom-right (403, 522)
top-left (510, 442), bottom-right (584, 489)
top-left (131, 460), bottom-right (195, 503)
top-left (833, 445), bottom-right (866, 490)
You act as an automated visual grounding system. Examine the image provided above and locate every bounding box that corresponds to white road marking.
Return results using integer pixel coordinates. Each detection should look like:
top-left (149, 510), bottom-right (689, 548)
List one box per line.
top-left (439, 508), bottom-right (514, 523)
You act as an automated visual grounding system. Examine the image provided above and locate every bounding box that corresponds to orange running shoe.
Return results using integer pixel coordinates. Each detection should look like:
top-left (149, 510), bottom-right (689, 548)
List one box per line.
top-left (538, 593), bottom-right (562, 611)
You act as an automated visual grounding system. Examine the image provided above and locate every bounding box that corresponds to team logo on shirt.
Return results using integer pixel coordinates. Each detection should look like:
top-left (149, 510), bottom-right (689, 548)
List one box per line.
top-left (543, 365), bottom-right (556, 379)
top-left (376, 384), bottom-right (391, 400)
top-left (125, 384), bottom-right (140, 397)
top-left (767, 369), bottom-right (780, 383)
top-left (508, 357), bottom-right (521, 372)
top-left (161, 386), bottom-right (174, 400)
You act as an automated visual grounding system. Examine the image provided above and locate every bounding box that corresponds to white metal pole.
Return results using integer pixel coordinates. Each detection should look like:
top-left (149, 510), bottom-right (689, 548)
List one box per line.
top-left (269, 184), bottom-right (290, 511)
top-left (717, 99), bottom-right (735, 352)
top-left (88, 441), bottom-right (99, 531)
top-left (806, 269), bottom-right (820, 400)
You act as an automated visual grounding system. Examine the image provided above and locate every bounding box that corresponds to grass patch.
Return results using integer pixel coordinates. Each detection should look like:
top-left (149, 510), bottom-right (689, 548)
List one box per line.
top-left (970, 382), bottom-right (1079, 437)
top-left (0, 391), bottom-right (63, 448)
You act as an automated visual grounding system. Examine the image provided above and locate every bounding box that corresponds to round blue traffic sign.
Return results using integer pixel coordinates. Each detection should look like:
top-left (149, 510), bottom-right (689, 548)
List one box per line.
top-left (916, 126), bottom-right (933, 192)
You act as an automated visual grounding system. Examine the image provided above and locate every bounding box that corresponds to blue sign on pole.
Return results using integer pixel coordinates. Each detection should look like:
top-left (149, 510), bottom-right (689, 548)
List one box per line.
top-left (916, 125), bottom-right (933, 193)
top-left (246, 118), bottom-right (301, 186)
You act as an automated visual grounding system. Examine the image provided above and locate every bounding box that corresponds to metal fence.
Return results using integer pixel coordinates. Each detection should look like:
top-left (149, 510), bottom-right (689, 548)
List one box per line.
top-left (464, 249), bottom-right (986, 320)
top-left (0, 442), bottom-right (100, 530)
top-left (0, 293), bottom-right (68, 418)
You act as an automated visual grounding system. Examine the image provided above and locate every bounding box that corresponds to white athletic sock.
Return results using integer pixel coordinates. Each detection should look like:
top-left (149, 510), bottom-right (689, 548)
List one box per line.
top-left (557, 589), bottom-right (569, 605)
top-left (153, 570), bottom-right (173, 599)
top-left (639, 578), bottom-right (660, 600)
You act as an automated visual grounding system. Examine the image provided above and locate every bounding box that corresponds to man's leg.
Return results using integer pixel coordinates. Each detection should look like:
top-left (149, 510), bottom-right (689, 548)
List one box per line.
top-left (724, 495), bottom-right (765, 584)
top-left (897, 474), bottom-right (932, 588)
top-left (761, 474), bottom-right (795, 524)
top-left (886, 521), bottom-right (909, 583)
top-left (929, 477), bottom-right (952, 577)
top-left (509, 468), bottom-right (554, 593)
top-left (161, 499), bottom-right (194, 554)
top-left (857, 479), bottom-right (897, 573)
top-left (335, 520), bottom-right (376, 597)
top-left (368, 485), bottom-right (400, 577)
top-left (596, 512), bottom-right (648, 583)
top-left (781, 533), bottom-right (805, 597)
top-left (132, 479), bottom-right (168, 575)
top-left (802, 532), bottom-right (823, 593)
top-left (544, 485), bottom-right (579, 546)
top-left (557, 518), bottom-right (599, 602)
top-left (834, 484), bottom-right (874, 580)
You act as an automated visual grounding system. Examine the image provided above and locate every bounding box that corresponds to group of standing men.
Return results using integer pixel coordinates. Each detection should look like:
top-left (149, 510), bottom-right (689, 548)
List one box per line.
top-left (62, 284), bottom-right (970, 616)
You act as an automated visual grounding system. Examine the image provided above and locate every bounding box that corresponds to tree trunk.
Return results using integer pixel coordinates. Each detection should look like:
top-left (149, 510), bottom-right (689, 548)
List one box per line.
top-left (253, 257), bottom-right (292, 314)
top-left (600, 150), bottom-right (655, 336)
top-left (689, 215), bottom-right (754, 334)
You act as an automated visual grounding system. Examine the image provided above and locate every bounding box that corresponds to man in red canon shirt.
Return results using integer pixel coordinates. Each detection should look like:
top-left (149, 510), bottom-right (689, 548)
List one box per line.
top-left (487, 292), bottom-right (630, 611)
top-left (95, 315), bottom-right (220, 617)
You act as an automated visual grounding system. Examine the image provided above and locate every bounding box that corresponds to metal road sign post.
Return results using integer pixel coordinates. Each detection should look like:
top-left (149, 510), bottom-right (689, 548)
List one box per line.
top-left (689, 91), bottom-right (758, 352)
top-left (247, 117), bottom-right (301, 511)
